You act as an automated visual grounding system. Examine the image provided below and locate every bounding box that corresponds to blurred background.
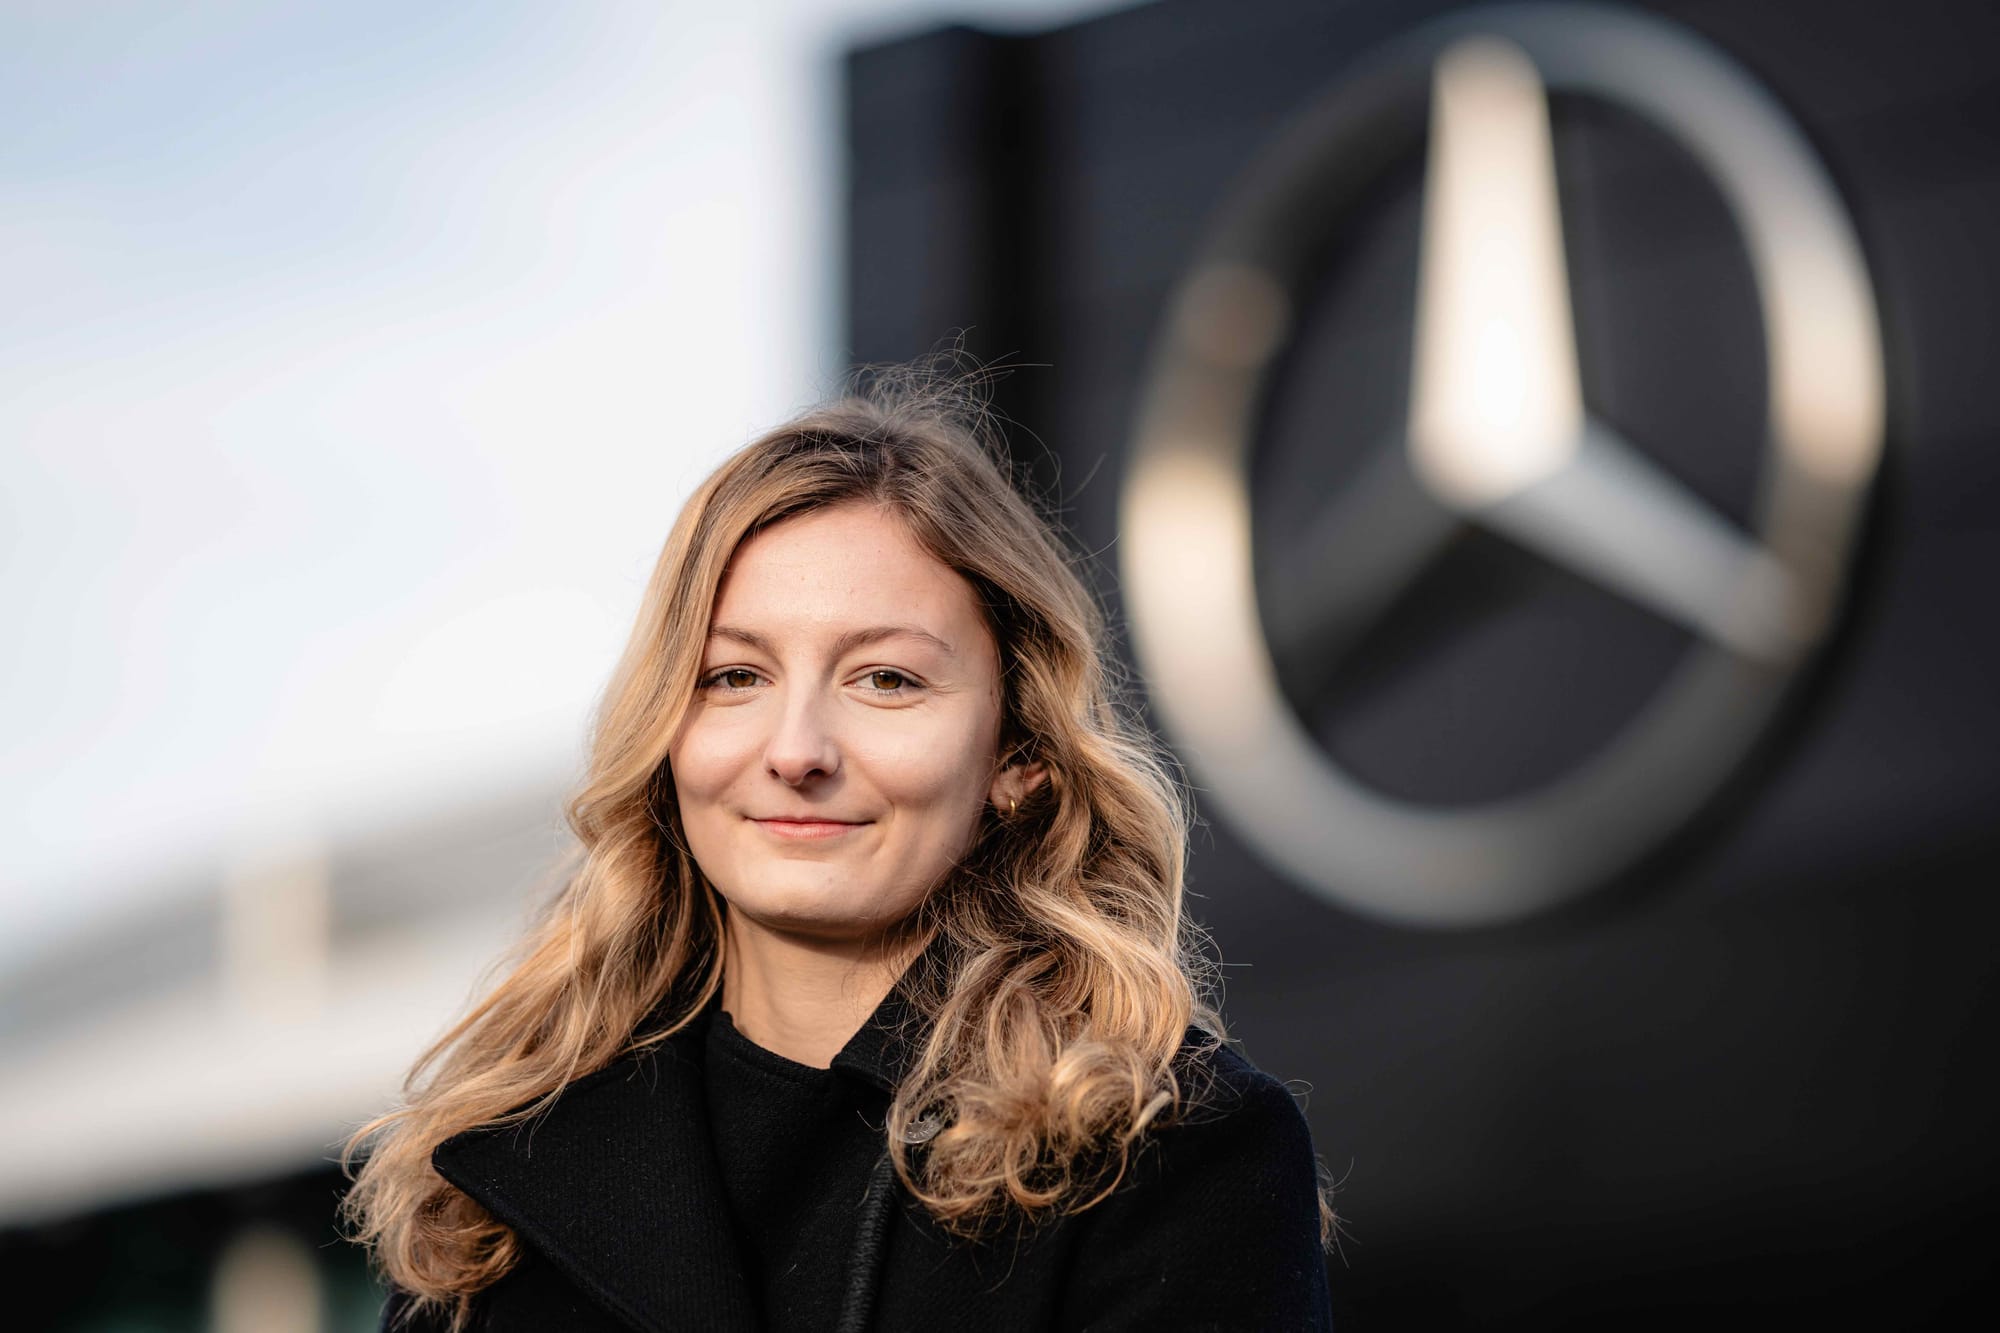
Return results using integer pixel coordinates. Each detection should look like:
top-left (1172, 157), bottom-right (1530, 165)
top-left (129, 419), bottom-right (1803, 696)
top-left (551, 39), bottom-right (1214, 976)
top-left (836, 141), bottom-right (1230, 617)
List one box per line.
top-left (2, 0), bottom-right (1994, 1329)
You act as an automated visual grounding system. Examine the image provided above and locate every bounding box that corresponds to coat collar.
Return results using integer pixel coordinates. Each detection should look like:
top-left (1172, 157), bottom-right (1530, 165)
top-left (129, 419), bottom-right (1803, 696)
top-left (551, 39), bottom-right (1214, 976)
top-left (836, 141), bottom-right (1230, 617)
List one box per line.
top-left (430, 934), bottom-right (950, 1333)
top-left (829, 928), bottom-right (946, 1095)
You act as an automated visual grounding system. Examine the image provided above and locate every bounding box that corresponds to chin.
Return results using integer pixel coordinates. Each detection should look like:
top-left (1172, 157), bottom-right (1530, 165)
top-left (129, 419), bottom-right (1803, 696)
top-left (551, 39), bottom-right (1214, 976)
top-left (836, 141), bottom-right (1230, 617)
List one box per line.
top-left (729, 878), bottom-right (919, 942)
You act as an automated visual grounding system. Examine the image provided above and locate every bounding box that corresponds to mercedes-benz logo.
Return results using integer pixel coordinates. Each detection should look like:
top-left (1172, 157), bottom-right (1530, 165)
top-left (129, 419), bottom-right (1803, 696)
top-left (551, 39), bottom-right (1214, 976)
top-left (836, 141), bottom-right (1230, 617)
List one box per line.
top-left (1119, 3), bottom-right (1885, 927)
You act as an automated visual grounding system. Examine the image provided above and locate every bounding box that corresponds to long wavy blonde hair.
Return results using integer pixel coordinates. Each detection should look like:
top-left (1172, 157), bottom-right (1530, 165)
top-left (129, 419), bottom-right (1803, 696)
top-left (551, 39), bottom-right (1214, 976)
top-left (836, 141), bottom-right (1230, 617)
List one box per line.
top-left (342, 368), bottom-right (1242, 1325)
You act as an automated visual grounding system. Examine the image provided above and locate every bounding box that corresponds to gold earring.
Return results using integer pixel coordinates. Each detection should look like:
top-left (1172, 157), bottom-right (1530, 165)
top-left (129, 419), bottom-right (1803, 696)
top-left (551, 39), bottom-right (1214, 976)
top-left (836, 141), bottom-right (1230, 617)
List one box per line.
top-left (1008, 797), bottom-right (1019, 817)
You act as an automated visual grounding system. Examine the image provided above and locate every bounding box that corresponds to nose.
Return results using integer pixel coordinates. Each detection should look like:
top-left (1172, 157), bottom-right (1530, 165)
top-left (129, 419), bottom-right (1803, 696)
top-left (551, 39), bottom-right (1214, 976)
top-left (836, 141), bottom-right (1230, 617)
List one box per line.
top-left (763, 687), bottom-right (840, 787)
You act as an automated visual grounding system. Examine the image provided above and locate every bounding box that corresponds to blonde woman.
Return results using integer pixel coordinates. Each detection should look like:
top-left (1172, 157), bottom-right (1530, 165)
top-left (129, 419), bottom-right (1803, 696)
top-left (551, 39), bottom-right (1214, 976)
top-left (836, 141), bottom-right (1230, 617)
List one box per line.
top-left (345, 369), bottom-right (1336, 1331)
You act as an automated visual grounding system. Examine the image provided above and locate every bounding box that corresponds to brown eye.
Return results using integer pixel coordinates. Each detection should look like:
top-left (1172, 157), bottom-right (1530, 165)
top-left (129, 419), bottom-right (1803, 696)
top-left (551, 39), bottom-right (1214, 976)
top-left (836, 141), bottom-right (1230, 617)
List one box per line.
top-left (703, 668), bottom-right (759, 691)
top-left (868, 670), bottom-right (910, 691)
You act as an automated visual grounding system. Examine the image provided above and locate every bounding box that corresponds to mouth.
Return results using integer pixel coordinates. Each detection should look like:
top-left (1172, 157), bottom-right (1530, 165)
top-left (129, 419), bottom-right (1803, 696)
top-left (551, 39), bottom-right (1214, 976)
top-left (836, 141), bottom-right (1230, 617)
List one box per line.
top-left (750, 817), bottom-right (869, 841)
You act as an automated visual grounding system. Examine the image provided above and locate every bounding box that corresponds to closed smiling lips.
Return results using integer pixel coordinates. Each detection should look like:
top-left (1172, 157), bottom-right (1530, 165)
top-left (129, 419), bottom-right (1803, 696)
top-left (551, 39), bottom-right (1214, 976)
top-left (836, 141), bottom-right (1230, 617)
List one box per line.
top-left (750, 815), bottom-right (870, 840)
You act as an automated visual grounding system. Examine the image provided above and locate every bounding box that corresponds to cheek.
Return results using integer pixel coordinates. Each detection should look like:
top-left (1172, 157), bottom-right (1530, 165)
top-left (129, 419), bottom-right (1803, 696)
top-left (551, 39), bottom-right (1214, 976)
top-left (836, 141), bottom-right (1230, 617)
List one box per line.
top-left (859, 720), bottom-right (997, 820)
top-left (667, 713), bottom-right (751, 806)
top-left (667, 721), bottom-right (748, 892)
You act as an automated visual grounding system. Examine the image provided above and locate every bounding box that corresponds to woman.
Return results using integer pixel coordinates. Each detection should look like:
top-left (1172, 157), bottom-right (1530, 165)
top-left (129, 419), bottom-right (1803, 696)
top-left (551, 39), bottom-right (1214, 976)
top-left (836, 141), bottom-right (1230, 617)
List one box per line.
top-left (345, 368), bottom-right (1336, 1331)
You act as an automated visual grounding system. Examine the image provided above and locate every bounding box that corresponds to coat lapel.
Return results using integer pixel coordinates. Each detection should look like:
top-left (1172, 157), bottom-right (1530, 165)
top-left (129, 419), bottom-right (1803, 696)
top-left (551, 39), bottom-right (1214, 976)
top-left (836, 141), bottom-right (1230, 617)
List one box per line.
top-left (429, 932), bottom-right (952, 1333)
top-left (431, 1018), bottom-right (759, 1333)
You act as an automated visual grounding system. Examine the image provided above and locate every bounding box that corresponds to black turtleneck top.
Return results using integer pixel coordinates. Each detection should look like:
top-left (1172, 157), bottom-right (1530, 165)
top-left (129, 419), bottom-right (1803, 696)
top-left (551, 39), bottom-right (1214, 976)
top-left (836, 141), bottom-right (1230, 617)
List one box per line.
top-left (701, 1008), bottom-right (891, 1333)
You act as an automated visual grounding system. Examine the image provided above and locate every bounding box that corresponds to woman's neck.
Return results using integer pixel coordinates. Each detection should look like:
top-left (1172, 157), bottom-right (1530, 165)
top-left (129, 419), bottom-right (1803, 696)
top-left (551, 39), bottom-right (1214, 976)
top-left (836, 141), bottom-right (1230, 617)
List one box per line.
top-left (719, 912), bottom-right (930, 1069)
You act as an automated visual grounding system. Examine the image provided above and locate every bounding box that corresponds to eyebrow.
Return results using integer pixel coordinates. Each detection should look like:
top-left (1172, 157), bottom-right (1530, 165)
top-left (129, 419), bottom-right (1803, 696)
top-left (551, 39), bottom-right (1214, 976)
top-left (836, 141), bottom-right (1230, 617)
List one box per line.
top-left (706, 622), bottom-right (958, 660)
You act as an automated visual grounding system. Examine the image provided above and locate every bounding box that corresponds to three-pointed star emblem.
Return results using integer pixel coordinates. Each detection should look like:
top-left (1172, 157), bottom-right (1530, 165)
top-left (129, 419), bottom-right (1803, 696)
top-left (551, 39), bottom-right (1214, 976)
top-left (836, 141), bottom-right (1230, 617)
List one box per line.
top-left (1120, 4), bottom-right (1884, 927)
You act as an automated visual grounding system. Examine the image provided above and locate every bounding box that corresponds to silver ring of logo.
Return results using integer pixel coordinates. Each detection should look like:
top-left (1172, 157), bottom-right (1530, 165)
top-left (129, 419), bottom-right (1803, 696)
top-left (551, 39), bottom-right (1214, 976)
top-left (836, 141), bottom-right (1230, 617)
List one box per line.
top-left (1119, 3), bottom-right (1885, 927)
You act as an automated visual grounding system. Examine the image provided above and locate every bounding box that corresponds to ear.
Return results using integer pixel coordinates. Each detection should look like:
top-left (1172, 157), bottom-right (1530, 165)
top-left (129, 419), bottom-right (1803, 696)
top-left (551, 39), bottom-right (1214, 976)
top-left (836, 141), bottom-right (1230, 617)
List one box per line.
top-left (988, 752), bottom-right (1049, 814)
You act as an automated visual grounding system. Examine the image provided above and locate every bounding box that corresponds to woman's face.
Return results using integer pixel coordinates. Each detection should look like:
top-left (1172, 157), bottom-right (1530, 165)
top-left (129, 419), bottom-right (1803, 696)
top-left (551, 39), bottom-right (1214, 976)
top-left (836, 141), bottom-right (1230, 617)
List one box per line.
top-left (669, 501), bottom-right (1025, 943)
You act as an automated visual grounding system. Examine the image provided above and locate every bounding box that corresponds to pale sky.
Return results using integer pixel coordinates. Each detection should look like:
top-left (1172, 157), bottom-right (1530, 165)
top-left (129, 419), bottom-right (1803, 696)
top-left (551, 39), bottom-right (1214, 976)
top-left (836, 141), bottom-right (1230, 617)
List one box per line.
top-left (0, 0), bottom-right (1136, 967)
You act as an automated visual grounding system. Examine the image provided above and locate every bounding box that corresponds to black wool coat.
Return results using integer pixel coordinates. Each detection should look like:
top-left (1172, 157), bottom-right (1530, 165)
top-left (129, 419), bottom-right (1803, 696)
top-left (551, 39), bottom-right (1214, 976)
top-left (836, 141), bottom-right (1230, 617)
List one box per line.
top-left (381, 979), bottom-right (1334, 1333)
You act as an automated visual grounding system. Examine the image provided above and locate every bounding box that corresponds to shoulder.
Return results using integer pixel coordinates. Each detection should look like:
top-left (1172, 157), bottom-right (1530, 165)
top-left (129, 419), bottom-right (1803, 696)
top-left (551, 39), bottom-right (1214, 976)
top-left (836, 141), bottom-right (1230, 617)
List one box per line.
top-left (1173, 1025), bottom-right (1303, 1105)
top-left (1159, 1025), bottom-right (1320, 1159)
top-left (1096, 1023), bottom-right (1328, 1225)
top-left (1055, 1028), bottom-right (1334, 1329)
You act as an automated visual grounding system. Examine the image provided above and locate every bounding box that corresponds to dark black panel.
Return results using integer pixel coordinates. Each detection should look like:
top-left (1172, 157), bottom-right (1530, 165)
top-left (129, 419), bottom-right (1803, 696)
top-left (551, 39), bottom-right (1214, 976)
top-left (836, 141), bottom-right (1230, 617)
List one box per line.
top-left (845, 0), bottom-right (2000, 1325)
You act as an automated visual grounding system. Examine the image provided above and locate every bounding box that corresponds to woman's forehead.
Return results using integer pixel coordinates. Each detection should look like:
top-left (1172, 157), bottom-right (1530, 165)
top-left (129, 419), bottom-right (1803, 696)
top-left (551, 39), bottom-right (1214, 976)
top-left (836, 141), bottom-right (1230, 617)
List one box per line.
top-left (710, 504), bottom-right (992, 654)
